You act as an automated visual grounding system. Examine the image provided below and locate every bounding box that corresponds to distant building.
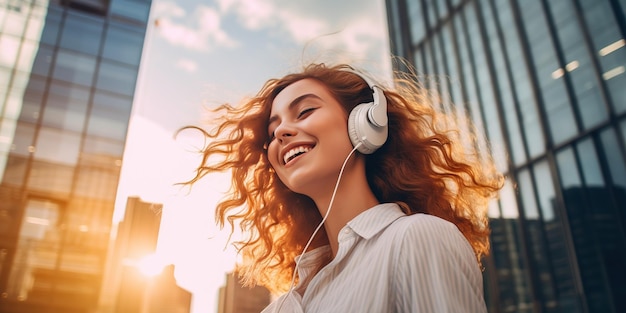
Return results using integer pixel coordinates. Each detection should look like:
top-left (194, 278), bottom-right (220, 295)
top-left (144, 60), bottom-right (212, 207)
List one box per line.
top-left (0, 1), bottom-right (152, 312)
top-left (386, 0), bottom-right (626, 312)
top-left (218, 272), bottom-right (271, 313)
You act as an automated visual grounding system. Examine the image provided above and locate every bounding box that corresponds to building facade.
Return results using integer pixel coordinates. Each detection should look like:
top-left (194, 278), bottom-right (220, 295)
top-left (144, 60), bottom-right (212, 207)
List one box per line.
top-left (386, 0), bottom-right (625, 312)
top-left (0, 0), bottom-right (152, 312)
top-left (218, 272), bottom-right (271, 313)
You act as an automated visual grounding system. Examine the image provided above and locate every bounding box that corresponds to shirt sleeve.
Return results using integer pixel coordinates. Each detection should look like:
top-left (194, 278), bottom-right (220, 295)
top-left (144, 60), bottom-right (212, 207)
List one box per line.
top-left (392, 215), bottom-right (488, 313)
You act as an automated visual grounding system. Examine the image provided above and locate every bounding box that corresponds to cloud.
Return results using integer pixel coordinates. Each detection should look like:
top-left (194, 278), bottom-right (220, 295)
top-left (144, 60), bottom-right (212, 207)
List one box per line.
top-left (216, 0), bottom-right (329, 44)
top-left (153, 1), bottom-right (238, 51)
top-left (176, 58), bottom-right (198, 73)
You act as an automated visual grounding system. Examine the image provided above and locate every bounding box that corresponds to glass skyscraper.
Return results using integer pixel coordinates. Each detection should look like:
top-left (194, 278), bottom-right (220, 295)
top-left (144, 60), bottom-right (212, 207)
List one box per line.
top-left (0, 0), bottom-right (151, 312)
top-left (386, 0), bottom-right (625, 312)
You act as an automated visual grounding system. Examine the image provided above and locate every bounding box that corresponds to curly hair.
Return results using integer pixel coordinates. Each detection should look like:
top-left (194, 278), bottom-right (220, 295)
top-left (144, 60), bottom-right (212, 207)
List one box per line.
top-left (181, 63), bottom-right (503, 293)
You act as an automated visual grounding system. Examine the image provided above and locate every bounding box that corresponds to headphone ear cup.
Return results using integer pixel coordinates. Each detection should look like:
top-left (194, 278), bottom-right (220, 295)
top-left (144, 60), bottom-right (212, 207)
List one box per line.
top-left (348, 102), bottom-right (388, 154)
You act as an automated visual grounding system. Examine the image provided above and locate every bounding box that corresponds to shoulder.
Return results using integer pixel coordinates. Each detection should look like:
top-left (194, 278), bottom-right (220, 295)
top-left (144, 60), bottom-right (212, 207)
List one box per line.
top-left (389, 213), bottom-right (474, 258)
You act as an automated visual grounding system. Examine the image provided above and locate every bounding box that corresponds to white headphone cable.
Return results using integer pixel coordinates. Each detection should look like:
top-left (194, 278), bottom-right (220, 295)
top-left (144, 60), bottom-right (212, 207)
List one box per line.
top-left (275, 141), bottom-right (362, 312)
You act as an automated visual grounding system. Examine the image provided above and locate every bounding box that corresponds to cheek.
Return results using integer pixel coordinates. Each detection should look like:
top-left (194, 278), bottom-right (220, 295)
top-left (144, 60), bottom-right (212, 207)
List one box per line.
top-left (266, 142), bottom-right (281, 168)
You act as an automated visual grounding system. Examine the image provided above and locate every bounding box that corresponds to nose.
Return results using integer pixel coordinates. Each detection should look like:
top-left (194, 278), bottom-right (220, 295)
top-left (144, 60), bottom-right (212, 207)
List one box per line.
top-left (273, 122), bottom-right (297, 143)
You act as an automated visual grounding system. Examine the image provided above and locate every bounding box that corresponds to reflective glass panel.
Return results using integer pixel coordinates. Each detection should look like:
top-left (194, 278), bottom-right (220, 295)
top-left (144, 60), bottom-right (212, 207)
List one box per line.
top-left (42, 82), bottom-right (90, 132)
top-left (52, 50), bottom-right (97, 86)
top-left (86, 91), bottom-right (132, 140)
top-left (34, 127), bottom-right (81, 165)
top-left (102, 24), bottom-right (144, 66)
top-left (579, 0), bottom-right (626, 114)
top-left (59, 11), bottom-right (104, 56)
top-left (95, 60), bottom-right (137, 96)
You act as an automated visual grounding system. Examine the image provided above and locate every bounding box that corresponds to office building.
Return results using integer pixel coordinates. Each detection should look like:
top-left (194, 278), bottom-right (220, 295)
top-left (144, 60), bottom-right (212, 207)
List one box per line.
top-left (98, 196), bottom-right (191, 313)
top-left (0, 0), bottom-right (152, 312)
top-left (218, 272), bottom-right (271, 313)
top-left (386, 0), bottom-right (625, 312)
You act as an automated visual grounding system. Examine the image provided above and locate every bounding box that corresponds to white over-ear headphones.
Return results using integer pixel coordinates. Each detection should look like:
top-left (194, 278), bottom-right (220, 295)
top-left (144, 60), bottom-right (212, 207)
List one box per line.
top-left (344, 68), bottom-right (389, 154)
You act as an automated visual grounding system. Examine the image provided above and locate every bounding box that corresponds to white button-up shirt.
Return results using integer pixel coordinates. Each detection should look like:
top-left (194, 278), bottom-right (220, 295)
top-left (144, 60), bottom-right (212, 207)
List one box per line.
top-left (262, 203), bottom-right (488, 313)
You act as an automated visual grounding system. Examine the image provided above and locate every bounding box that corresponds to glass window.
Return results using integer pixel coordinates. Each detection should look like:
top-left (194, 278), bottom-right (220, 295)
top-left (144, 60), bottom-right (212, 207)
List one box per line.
top-left (406, 0), bottom-right (426, 44)
top-left (482, 0), bottom-right (526, 166)
top-left (2, 154), bottom-right (28, 186)
top-left (19, 75), bottom-right (46, 123)
top-left (75, 162), bottom-right (120, 199)
top-left (0, 33), bottom-right (20, 68)
top-left (1, 0), bottom-right (31, 37)
top-left (29, 44), bottom-right (54, 77)
top-left (517, 168), bottom-right (558, 309)
top-left (425, 0), bottom-right (437, 29)
top-left (600, 128), bottom-right (626, 188)
top-left (557, 145), bottom-right (621, 312)
top-left (52, 50), bottom-right (97, 86)
top-left (42, 82), bottom-right (90, 132)
top-left (454, 13), bottom-right (490, 164)
top-left (39, 5), bottom-right (62, 46)
top-left (6, 198), bottom-right (61, 299)
top-left (24, 3), bottom-right (49, 42)
top-left (59, 11), bottom-right (104, 56)
top-left (533, 160), bottom-right (582, 312)
top-left (82, 135), bottom-right (125, 159)
top-left (95, 60), bottom-right (138, 96)
top-left (576, 138), bottom-right (605, 186)
top-left (579, 0), bottom-right (626, 114)
top-left (109, 0), bottom-right (151, 23)
top-left (490, 181), bottom-right (533, 312)
top-left (556, 148), bottom-right (581, 188)
top-left (86, 91), bottom-right (132, 140)
top-left (34, 127), bottom-right (81, 165)
top-left (27, 159), bottom-right (74, 195)
top-left (519, 0), bottom-right (578, 145)
top-left (102, 24), bottom-right (144, 66)
top-left (9, 121), bottom-right (36, 157)
top-left (547, 0), bottom-right (608, 130)
top-left (465, 3), bottom-right (507, 172)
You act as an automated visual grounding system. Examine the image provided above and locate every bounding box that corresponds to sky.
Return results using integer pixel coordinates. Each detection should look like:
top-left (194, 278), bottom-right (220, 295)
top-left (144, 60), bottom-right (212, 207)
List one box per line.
top-left (114, 0), bottom-right (392, 312)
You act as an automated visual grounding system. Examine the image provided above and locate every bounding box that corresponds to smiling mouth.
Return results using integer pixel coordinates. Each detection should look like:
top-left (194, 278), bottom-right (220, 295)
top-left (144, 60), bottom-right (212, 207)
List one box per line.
top-left (284, 145), bottom-right (313, 164)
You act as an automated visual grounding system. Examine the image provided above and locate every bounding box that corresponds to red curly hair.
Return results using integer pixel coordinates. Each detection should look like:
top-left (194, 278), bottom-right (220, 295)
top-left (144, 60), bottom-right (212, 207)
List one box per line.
top-left (181, 63), bottom-right (503, 293)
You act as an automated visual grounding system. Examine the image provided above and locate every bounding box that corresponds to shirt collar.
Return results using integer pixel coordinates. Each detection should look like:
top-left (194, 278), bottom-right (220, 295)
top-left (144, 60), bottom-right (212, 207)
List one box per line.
top-left (346, 203), bottom-right (406, 240)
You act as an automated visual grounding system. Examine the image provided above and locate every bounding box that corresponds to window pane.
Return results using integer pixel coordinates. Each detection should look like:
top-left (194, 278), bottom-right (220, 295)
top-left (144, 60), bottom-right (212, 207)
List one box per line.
top-left (28, 159), bottom-right (73, 195)
top-left (102, 24), bottom-right (145, 66)
top-left (579, 0), bottom-right (626, 114)
top-left (86, 91), bottom-right (132, 140)
top-left (30, 44), bottom-right (54, 77)
top-left (6, 199), bottom-right (61, 299)
top-left (59, 11), bottom-right (104, 56)
top-left (42, 82), bottom-right (90, 132)
top-left (600, 128), bottom-right (626, 188)
top-left (556, 148), bottom-right (581, 189)
top-left (533, 160), bottom-right (582, 312)
top-left (0, 34), bottom-right (20, 68)
top-left (52, 50), bottom-right (97, 86)
top-left (34, 127), bottom-right (81, 165)
top-left (517, 168), bottom-right (558, 309)
top-left (109, 0), bottom-right (151, 23)
top-left (39, 6), bottom-right (62, 46)
top-left (576, 138), bottom-right (604, 186)
top-left (95, 60), bottom-right (138, 96)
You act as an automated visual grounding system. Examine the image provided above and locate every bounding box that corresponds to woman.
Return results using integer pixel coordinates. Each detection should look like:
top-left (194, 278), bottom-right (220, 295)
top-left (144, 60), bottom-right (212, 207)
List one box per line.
top-left (183, 63), bottom-right (503, 312)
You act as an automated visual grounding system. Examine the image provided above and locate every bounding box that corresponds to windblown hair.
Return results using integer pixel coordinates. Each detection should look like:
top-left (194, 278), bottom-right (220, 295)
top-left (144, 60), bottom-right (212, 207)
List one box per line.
top-left (181, 63), bottom-right (503, 293)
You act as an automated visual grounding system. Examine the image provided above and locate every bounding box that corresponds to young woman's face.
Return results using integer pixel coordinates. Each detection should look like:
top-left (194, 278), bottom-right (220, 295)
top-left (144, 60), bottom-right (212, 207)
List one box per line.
top-left (266, 78), bottom-right (355, 197)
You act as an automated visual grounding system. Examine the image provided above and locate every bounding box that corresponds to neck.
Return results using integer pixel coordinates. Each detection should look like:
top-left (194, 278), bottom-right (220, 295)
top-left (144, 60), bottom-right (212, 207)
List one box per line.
top-left (310, 157), bottom-right (379, 257)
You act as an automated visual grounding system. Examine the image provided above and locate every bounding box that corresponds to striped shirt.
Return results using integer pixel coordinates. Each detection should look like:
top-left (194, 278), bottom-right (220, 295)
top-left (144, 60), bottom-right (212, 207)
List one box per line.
top-left (261, 203), bottom-right (488, 313)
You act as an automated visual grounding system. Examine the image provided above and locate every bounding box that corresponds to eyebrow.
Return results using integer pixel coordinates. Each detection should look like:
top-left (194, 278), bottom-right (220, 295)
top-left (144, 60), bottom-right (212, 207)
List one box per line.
top-left (268, 93), bottom-right (322, 125)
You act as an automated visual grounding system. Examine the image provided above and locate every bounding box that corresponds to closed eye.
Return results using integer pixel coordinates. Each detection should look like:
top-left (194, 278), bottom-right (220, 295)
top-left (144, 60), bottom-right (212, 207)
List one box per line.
top-left (297, 107), bottom-right (316, 119)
